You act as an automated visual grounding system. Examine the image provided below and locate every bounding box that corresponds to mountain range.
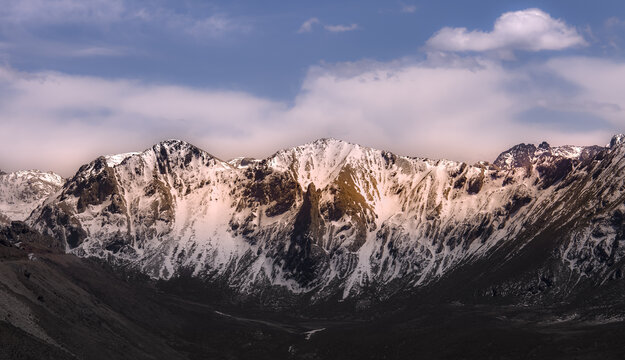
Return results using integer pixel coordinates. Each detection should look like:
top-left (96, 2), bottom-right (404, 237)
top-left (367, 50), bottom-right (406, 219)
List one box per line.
top-left (3, 135), bottom-right (625, 359)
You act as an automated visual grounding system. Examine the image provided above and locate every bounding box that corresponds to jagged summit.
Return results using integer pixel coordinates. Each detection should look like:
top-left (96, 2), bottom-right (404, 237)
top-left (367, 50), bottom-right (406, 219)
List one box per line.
top-left (148, 139), bottom-right (221, 162)
top-left (150, 139), bottom-right (209, 154)
top-left (610, 133), bottom-right (625, 148)
top-left (311, 137), bottom-right (343, 144)
top-left (269, 138), bottom-right (360, 157)
top-left (493, 143), bottom-right (538, 169)
top-left (95, 134), bottom-right (620, 178)
top-left (149, 139), bottom-right (225, 167)
top-left (85, 135), bottom-right (615, 198)
top-left (266, 137), bottom-right (397, 190)
top-left (97, 139), bottom-right (227, 173)
top-left (493, 139), bottom-right (604, 170)
top-left (155, 138), bottom-right (192, 147)
top-left (101, 139), bottom-right (221, 168)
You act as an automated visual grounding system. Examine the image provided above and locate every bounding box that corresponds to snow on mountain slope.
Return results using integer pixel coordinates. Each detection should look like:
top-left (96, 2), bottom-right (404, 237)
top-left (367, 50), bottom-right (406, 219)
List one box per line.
top-left (25, 136), bottom-right (625, 299)
top-left (104, 152), bottom-right (141, 167)
top-left (0, 170), bottom-right (64, 222)
top-left (227, 157), bottom-right (261, 169)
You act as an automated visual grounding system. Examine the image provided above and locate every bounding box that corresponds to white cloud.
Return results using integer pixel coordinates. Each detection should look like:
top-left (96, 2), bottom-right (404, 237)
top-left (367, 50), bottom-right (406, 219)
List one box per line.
top-left (427, 8), bottom-right (586, 53)
top-left (298, 18), bottom-right (359, 33)
top-left (0, 55), bottom-right (620, 176)
top-left (298, 17), bottom-right (320, 33)
top-left (324, 23), bottom-right (359, 33)
top-left (0, 67), bottom-right (284, 175)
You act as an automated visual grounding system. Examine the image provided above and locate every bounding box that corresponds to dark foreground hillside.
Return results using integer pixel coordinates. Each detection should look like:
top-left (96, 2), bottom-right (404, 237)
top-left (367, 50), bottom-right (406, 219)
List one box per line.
top-left (2, 222), bottom-right (625, 360)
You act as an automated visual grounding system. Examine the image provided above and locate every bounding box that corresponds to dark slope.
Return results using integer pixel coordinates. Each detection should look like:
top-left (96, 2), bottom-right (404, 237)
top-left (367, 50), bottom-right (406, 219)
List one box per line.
top-left (0, 223), bottom-right (305, 360)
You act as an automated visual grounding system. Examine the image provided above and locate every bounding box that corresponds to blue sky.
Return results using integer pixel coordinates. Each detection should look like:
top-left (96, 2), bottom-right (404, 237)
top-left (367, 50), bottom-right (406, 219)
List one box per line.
top-left (4, 0), bottom-right (625, 99)
top-left (1, 0), bottom-right (625, 174)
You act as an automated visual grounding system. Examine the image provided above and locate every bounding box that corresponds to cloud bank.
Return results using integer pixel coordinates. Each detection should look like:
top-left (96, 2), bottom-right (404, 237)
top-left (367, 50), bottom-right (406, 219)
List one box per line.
top-left (0, 55), bottom-right (620, 176)
top-left (427, 8), bottom-right (586, 53)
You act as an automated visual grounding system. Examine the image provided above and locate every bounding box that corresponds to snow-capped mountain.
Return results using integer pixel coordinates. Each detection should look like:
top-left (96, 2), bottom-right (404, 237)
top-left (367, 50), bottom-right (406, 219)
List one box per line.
top-left (0, 170), bottom-right (64, 223)
top-left (23, 136), bottom-right (625, 300)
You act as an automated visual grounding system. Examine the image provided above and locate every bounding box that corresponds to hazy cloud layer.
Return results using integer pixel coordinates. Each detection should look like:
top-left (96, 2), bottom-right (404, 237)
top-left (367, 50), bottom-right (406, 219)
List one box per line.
top-left (0, 55), bottom-right (619, 176)
top-left (0, 7), bottom-right (621, 176)
top-left (0, 0), bottom-right (249, 49)
top-left (427, 8), bottom-right (586, 53)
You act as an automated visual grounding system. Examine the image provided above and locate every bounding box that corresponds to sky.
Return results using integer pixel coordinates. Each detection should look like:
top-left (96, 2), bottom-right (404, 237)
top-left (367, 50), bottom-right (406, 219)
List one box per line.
top-left (1, 0), bottom-right (625, 176)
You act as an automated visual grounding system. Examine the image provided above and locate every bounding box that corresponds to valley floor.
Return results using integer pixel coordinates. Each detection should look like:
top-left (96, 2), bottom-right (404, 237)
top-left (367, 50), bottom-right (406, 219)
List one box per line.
top-left (2, 244), bottom-right (625, 359)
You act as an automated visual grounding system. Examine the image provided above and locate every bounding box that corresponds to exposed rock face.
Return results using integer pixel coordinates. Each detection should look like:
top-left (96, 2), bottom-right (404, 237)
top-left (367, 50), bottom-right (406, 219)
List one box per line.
top-left (17, 135), bottom-right (625, 300)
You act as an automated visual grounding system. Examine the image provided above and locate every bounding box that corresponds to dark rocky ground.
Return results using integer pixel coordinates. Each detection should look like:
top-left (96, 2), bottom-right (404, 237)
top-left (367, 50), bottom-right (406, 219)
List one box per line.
top-left (2, 221), bottom-right (625, 360)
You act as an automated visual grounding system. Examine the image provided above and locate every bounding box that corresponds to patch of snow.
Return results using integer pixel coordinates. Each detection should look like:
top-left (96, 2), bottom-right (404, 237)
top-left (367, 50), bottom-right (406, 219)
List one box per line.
top-left (303, 328), bottom-right (326, 340)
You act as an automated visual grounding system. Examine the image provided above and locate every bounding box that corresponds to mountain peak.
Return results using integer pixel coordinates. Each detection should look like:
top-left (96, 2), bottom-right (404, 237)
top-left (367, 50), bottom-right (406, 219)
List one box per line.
top-left (494, 139), bottom-right (605, 170)
top-left (312, 137), bottom-right (344, 144)
top-left (154, 139), bottom-right (192, 147)
top-left (101, 140), bottom-right (205, 169)
top-left (149, 139), bottom-right (223, 162)
top-left (609, 134), bottom-right (625, 148)
top-left (304, 137), bottom-right (355, 149)
top-left (538, 141), bottom-right (550, 150)
top-left (493, 143), bottom-right (537, 169)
